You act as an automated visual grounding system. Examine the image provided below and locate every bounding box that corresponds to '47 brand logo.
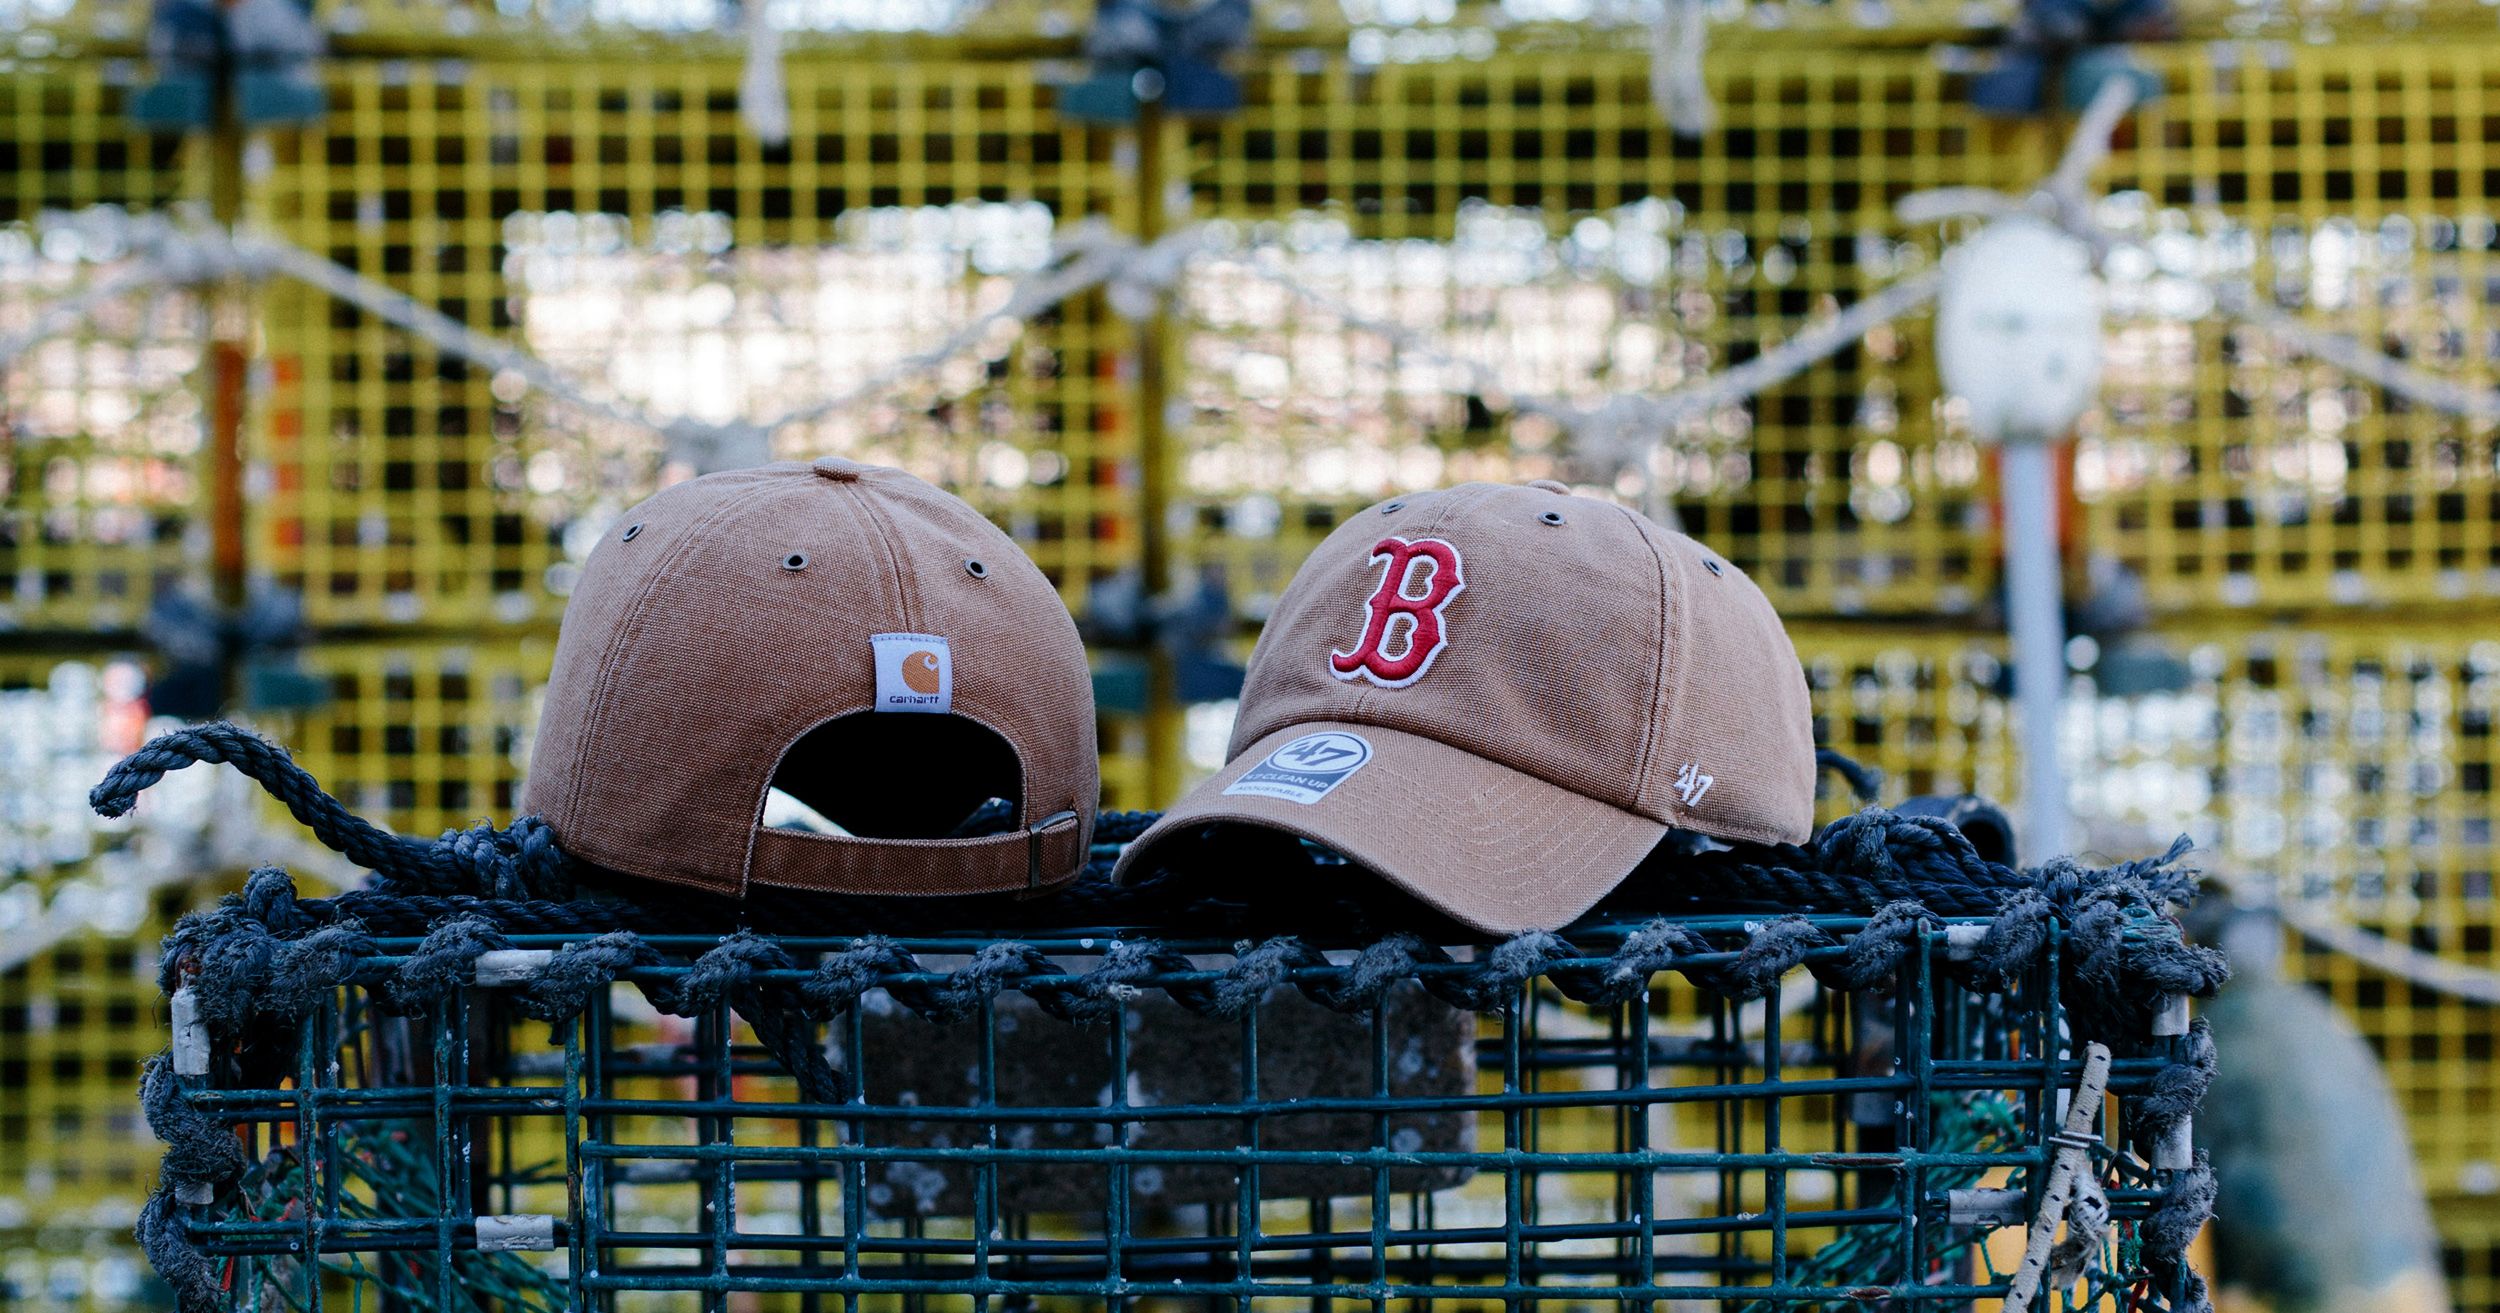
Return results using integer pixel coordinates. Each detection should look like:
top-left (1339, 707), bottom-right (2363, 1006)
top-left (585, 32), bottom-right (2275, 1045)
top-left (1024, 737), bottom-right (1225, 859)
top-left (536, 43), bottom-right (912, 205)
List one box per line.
top-left (1330, 536), bottom-right (1465, 688)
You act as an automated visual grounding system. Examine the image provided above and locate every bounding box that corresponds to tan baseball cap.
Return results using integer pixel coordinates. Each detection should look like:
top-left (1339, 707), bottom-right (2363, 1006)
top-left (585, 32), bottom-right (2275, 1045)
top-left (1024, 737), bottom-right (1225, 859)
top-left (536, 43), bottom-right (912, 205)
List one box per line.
top-left (523, 457), bottom-right (1096, 899)
top-left (1112, 480), bottom-right (1815, 934)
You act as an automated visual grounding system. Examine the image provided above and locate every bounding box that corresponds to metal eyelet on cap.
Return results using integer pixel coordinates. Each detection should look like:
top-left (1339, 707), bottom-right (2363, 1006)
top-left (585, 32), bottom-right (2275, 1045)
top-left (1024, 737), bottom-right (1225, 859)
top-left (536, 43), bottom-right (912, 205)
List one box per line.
top-left (782, 552), bottom-right (809, 571)
top-left (1539, 510), bottom-right (1566, 526)
top-left (1380, 501), bottom-right (1405, 514)
top-left (964, 558), bottom-right (989, 579)
top-left (621, 523), bottom-right (643, 542)
top-left (1705, 559), bottom-right (1724, 576)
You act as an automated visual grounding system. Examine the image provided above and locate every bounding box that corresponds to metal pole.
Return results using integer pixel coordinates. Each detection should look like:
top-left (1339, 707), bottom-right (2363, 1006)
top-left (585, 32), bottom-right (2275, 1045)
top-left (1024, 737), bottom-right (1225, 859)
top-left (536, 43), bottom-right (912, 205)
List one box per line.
top-left (204, 99), bottom-right (250, 615)
top-left (2000, 440), bottom-right (2067, 863)
top-left (1133, 100), bottom-right (1184, 806)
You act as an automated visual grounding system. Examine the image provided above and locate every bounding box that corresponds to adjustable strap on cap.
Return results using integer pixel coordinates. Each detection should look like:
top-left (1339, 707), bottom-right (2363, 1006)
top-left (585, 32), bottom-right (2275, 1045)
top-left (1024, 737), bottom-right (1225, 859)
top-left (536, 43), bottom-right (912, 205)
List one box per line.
top-left (1027, 809), bottom-right (1081, 890)
top-left (745, 809), bottom-right (1090, 897)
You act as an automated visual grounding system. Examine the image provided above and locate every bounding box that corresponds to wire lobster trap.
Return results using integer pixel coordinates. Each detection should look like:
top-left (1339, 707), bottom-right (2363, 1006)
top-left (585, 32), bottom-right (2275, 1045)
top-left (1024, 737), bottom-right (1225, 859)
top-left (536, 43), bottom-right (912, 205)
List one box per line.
top-left (139, 854), bottom-right (2220, 1312)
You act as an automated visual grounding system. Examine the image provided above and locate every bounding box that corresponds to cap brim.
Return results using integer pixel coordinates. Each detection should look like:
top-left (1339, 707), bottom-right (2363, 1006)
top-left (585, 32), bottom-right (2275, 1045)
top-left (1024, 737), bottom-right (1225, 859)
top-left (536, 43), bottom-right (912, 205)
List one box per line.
top-left (1111, 721), bottom-right (1666, 935)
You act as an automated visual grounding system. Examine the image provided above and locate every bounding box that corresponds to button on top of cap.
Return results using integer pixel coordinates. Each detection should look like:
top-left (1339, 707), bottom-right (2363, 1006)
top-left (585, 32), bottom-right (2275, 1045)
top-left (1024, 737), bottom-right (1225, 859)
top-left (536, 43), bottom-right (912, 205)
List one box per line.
top-left (1524, 478), bottom-right (1571, 495)
top-left (812, 456), bottom-right (864, 482)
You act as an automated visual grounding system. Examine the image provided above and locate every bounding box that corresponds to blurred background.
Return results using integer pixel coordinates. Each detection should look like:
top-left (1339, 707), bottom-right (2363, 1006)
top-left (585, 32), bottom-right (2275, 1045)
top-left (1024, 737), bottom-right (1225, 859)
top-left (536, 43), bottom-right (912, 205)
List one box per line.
top-left (4, 0), bottom-right (2500, 1305)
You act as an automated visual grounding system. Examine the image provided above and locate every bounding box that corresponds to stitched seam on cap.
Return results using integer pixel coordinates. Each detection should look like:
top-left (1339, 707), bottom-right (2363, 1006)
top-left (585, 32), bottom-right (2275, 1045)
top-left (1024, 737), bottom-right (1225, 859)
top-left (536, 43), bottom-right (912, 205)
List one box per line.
top-left (558, 485), bottom-right (760, 849)
top-left (1620, 506), bottom-right (1673, 810)
top-left (1658, 534), bottom-right (1702, 830)
top-left (844, 477), bottom-right (918, 633)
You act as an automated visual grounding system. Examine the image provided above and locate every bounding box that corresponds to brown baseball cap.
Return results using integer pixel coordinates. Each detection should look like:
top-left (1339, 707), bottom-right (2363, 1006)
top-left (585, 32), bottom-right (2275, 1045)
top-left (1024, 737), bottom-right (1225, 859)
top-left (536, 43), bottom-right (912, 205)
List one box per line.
top-left (1111, 480), bottom-right (1815, 934)
top-left (523, 457), bottom-right (1096, 898)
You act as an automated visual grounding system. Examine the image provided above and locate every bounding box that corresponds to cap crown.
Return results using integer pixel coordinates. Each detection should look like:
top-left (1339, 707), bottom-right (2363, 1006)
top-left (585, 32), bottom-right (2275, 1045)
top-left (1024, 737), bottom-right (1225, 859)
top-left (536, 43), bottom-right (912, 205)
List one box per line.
top-left (1230, 482), bottom-right (1814, 845)
top-left (523, 459), bottom-right (1097, 896)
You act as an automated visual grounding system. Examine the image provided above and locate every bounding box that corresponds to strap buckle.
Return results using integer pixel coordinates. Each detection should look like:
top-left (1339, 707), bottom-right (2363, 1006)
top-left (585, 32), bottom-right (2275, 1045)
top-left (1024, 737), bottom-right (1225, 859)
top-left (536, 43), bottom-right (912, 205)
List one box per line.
top-left (1027, 809), bottom-right (1081, 889)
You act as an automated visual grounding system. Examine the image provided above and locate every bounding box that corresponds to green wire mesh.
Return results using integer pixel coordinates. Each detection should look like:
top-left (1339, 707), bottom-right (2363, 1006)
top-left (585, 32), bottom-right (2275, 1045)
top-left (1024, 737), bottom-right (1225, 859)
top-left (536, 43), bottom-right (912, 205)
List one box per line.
top-left (165, 914), bottom-right (2200, 1310)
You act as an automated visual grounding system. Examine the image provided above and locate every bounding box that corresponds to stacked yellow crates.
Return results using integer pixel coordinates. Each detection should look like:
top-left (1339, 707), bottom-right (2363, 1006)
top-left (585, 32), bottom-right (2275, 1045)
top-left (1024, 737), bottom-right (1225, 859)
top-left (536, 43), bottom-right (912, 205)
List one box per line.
top-left (9, 4), bottom-right (2500, 1306)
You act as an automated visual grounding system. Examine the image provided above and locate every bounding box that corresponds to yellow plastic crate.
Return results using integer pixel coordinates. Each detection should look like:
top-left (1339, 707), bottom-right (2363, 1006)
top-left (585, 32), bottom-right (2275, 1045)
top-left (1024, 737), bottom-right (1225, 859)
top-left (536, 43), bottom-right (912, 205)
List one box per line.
top-left (2085, 45), bottom-right (2500, 616)
top-left (247, 58), bottom-right (1143, 629)
top-left (0, 65), bottom-right (204, 636)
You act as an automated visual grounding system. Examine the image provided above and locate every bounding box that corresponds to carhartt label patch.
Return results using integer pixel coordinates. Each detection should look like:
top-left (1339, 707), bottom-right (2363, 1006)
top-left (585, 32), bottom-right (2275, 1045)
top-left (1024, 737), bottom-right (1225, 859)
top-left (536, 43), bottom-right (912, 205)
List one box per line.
top-left (871, 633), bottom-right (952, 714)
top-left (1224, 731), bottom-right (1373, 805)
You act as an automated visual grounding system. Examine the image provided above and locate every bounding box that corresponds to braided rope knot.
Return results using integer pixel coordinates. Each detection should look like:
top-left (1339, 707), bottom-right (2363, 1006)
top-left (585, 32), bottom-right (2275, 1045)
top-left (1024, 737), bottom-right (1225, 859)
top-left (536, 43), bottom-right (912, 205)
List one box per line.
top-left (655, 933), bottom-right (843, 1104)
top-left (436, 816), bottom-right (572, 901)
top-left (516, 932), bottom-right (662, 1034)
top-left (383, 913), bottom-right (512, 1014)
top-left (2140, 1149), bottom-right (2219, 1313)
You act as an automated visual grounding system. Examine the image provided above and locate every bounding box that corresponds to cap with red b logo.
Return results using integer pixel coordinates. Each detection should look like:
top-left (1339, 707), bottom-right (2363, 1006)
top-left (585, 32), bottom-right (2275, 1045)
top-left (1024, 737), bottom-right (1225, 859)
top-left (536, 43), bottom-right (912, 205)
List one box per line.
top-left (1111, 479), bottom-right (1817, 934)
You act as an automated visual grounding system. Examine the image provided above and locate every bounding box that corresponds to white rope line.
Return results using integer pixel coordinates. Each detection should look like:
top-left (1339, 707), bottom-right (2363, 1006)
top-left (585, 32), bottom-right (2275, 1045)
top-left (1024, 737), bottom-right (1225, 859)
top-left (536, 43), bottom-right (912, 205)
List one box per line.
top-left (255, 237), bottom-right (679, 435)
top-left (0, 214), bottom-right (1198, 458)
top-left (2233, 302), bottom-right (2500, 424)
top-left (755, 220), bottom-right (1199, 434)
top-left (6, 106), bottom-right (2496, 456)
top-left (2207, 864), bottom-right (2500, 1006)
top-left (2277, 901), bottom-right (2500, 1005)
top-left (2044, 79), bottom-right (2139, 222)
top-left (1649, 0), bottom-right (1715, 139)
top-left (1583, 269), bottom-right (1942, 428)
top-left (0, 256), bottom-right (174, 372)
top-left (1223, 255), bottom-right (1939, 452)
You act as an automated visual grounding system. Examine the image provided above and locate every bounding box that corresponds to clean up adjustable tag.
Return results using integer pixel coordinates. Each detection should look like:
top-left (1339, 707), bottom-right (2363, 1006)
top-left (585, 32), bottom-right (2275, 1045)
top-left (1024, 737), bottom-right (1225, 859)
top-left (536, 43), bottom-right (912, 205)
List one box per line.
top-left (871, 633), bottom-right (952, 713)
top-left (1223, 730), bottom-right (1373, 805)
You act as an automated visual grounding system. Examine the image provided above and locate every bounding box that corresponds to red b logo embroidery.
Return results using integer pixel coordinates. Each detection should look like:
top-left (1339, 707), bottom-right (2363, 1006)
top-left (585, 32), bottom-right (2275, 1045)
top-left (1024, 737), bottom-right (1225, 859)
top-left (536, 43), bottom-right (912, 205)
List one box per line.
top-left (1330, 536), bottom-right (1465, 688)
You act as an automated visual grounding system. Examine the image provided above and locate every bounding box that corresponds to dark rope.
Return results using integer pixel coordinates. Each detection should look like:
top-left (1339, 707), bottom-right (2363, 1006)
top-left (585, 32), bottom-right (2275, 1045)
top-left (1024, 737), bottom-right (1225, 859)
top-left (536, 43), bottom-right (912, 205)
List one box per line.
top-left (514, 932), bottom-right (662, 1038)
top-left (1547, 919), bottom-right (1715, 1006)
top-left (1815, 747), bottom-right (1883, 802)
top-left (135, 1055), bottom-right (241, 1313)
top-left (140, 1055), bottom-right (244, 1194)
top-left (135, 1187), bottom-right (222, 1313)
top-left (2140, 1148), bottom-right (2217, 1313)
top-left (92, 723), bottom-right (441, 884)
top-left (2131, 1017), bottom-right (2217, 1144)
top-left (160, 848), bottom-right (2225, 1053)
top-left (381, 912), bottom-right (510, 1015)
top-left (652, 932), bottom-right (842, 1105)
top-left (94, 724), bottom-right (2161, 933)
top-left (90, 722), bottom-right (578, 901)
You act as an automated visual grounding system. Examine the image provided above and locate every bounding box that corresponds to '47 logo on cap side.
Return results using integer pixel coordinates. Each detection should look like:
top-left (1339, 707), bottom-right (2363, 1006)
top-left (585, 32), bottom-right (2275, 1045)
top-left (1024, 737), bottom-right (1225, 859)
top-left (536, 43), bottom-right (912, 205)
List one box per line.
top-left (1330, 536), bottom-right (1464, 688)
top-left (1224, 731), bottom-right (1374, 805)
